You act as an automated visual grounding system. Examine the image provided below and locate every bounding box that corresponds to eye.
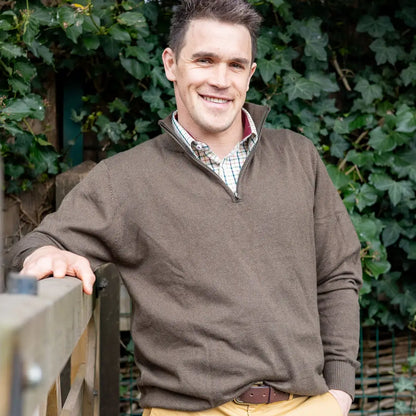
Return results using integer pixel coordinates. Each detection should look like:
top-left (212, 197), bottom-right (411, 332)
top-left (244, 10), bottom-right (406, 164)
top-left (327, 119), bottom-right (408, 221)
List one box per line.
top-left (196, 57), bottom-right (212, 65)
top-left (230, 62), bottom-right (245, 70)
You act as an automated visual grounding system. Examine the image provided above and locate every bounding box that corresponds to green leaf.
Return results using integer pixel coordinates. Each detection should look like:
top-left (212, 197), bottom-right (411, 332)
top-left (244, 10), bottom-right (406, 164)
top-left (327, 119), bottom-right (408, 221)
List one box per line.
top-left (14, 61), bottom-right (37, 82)
top-left (108, 98), bottom-right (129, 114)
top-left (134, 119), bottom-right (153, 133)
top-left (326, 164), bottom-right (351, 190)
top-left (408, 353), bottom-right (416, 368)
top-left (307, 72), bottom-right (339, 93)
top-left (346, 150), bottom-right (374, 168)
top-left (30, 143), bottom-right (59, 176)
top-left (32, 6), bottom-right (56, 27)
top-left (95, 115), bottom-right (127, 144)
top-left (349, 114), bottom-right (375, 131)
top-left (351, 213), bottom-right (384, 242)
top-left (28, 41), bottom-right (53, 65)
top-left (101, 37), bottom-right (119, 59)
top-left (1, 95), bottom-right (44, 121)
top-left (395, 106), bottom-right (416, 133)
top-left (258, 58), bottom-right (281, 83)
top-left (354, 78), bottom-right (382, 105)
top-left (125, 46), bottom-right (150, 63)
top-left (370, 172), bottom-right (394, 191)
top-left (283, 72), bottom-right (320, 101)
top-left (388, 181), bottom-right (414, 206)
top-left (394, 149), bottom-right (416, 181)
top-left (394, 376), bottom-right (415, 393)
top-left (401, 63), bottom-right (416, 86)
top-left (117, 12), bottom-right (146, 28)
top-left (356, 184), bottom-right (378, 211)
top-left (268, 0), bottom-right (285, 7)
top-left (8, 77), bottom-right (30, 95)
top-left (329, 132), bottom-right (349, 158)
top-left (108, 24), bottom-right (131, 42)
top-left (82, 35), bottom-right (100, 50)
top-left (369, 38), bottom-right (403, 65)
top-left (57, 6), bottom-right (77, 27)
top-left (396, 7), bottom-right (416, 29)
top-left (395, 400), bottom-right (412, 415)
top-left (0, 17), bottom-right (13, 31)
top-left (370, 173), bottom-right (414, 205)
top-left (382, 220), bottom-right (402, 246)
top-left (368, 126), bottom-right (397, 152)
top-left (399, 240), bottom-right (416, 260)
top-left (5, 164), bottom-right (24, 179)
top-left (296, 18), bottom-right (328, 61)
top-left (22, 14), bottom-right (40, 45)
top-left (151, 66), bottom-right (173, 90)
top-left (312, 98), bottom-right (338, 114)
top-left (142, 86), bottom-right (164, 111)
top-left (366, 259), bottom-right (391, 277)
top-left (82, 13), bottom-right (100, 33)
top-left (256, 35), bottom-right (273, 59)
top-left (65, 21), bottom-right (83, 43)
top-left (0, 42), bottom-right (25, 59)
top-left (356, 15), bottom-right (395, 38)
top-left (374, 152), bottom-right (394, 167)
top-left (333, 118), bottom-right (350, 134)
top-left (392, 289), bottom-right (416, 317)
top-left (120, 56), bottom-right (147, 80)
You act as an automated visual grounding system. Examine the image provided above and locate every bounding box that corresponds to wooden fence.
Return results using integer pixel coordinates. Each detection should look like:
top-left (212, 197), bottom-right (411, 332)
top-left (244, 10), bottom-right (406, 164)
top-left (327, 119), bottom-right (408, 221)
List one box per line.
top-left (0, 263), bottom-right (121, 416)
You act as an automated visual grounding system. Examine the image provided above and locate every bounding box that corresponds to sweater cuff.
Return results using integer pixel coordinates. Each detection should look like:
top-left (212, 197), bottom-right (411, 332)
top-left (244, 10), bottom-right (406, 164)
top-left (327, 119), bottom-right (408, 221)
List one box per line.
top-left (323, 360), bottom-right (357, 399)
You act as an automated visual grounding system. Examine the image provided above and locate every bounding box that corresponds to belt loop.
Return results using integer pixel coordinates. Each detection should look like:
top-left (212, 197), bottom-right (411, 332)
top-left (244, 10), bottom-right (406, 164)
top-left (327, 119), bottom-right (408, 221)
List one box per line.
top-left (289, 393), bottom-right (293, 400)
top-left (267, 386), bottom-right (272, 404)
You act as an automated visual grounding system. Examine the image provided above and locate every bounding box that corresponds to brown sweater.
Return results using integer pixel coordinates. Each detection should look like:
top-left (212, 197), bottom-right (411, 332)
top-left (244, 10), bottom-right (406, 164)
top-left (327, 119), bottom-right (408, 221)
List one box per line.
top-left (9, 103), bottom-right (362, 411)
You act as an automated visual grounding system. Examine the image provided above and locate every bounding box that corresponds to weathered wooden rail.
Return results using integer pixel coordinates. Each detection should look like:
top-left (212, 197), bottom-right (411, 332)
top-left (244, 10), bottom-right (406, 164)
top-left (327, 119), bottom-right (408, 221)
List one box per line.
top-left (0, 263), bottom-right (121, 416)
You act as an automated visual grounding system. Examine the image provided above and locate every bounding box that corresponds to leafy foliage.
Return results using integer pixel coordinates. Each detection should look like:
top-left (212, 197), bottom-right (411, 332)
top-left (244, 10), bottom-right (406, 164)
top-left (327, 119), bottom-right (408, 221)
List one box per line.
top-left (394, 352), bottom-right (416, 414)
top-left (0, 0), bottom-right (415, 328)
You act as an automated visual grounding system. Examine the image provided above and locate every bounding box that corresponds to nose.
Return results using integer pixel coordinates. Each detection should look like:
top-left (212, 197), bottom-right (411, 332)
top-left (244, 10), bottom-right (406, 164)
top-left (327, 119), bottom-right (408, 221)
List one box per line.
top-left (209, 63), bottom-right (230, 89)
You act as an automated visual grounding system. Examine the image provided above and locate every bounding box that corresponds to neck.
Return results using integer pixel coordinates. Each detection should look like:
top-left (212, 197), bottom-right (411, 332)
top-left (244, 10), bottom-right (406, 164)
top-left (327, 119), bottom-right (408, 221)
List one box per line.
top-left (200, 127), bottom-right (243, 159)
top-left (177, 112), bottom-right (245, 160)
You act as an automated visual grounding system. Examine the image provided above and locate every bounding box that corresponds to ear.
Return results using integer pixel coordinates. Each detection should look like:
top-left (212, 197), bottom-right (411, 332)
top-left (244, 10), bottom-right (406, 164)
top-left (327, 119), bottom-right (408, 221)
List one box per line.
top-left (162, 47), bottom-right (177, 82)
top-left (246, 62), bottom-right (257, 91)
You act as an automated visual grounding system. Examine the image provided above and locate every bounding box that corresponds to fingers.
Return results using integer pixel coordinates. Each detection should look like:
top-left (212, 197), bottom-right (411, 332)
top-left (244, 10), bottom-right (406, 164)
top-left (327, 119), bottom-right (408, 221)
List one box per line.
top-left (72, 259), bottom-right (96, 295)
top-left (21, 246), bottom-right (96, 295)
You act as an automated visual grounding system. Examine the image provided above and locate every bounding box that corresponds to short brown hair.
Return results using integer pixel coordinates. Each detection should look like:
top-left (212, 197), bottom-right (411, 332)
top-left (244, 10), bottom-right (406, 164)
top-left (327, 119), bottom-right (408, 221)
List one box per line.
top-left (168, 0), bottom-right (262, 62)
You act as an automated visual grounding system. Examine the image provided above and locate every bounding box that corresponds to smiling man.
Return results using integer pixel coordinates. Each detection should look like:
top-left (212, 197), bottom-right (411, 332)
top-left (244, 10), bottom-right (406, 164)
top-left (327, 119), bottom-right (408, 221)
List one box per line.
top-left (9, 1), bottom-right (362, 416)
top-left (162, 18), bottom-right (256, 159)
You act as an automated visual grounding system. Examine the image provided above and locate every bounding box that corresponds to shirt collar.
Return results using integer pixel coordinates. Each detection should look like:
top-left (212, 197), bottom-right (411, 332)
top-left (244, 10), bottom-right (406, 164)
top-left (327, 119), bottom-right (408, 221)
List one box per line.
top-left (171, 108), bottom-right (258, 153)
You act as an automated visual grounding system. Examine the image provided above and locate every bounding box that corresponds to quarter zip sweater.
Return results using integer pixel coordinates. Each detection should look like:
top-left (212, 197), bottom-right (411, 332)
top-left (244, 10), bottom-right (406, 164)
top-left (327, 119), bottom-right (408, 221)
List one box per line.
top-left (9, 103), bottom-right (362, 411)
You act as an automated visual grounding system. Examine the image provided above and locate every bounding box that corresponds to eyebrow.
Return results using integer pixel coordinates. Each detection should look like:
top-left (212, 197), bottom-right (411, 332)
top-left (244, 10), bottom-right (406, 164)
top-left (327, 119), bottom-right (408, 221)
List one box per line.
top-left (191, 52), bottom-right (250, 65)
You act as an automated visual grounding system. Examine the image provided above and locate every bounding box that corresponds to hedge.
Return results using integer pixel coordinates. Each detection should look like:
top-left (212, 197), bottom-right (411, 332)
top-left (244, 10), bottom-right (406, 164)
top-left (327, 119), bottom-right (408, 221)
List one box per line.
top-left (0, 0), bottom-right (415, 329)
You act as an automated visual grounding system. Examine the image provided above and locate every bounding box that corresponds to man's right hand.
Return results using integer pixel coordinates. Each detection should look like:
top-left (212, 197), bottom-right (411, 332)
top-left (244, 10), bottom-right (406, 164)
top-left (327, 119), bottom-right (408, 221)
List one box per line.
top-left (21, 246), bottom-right (96, 295)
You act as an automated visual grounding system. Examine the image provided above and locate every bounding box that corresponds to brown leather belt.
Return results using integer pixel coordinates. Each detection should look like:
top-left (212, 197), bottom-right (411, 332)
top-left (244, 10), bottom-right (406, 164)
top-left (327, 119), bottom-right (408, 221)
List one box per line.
top-left (234, 385), bottom-right (296, 405)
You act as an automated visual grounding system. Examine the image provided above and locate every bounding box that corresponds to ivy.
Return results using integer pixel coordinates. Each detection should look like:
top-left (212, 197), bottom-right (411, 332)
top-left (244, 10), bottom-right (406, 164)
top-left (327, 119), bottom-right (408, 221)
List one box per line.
top-left (0, 0), bottom-right (415, 329)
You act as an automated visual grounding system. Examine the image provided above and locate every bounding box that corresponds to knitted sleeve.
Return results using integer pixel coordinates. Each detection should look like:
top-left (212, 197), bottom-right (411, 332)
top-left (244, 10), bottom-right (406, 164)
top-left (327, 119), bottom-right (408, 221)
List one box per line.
top-left (7, 161), bottom-right (121, 272)
top-left (313, 149), bottom-right (363, 398)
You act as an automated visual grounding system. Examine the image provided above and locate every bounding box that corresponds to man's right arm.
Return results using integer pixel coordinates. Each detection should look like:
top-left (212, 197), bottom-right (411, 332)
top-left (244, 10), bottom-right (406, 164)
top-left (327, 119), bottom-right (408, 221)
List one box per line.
top-left (8, 161), bottom-right (119, 295)
top-left (21, 245), bottom-right (96, 295)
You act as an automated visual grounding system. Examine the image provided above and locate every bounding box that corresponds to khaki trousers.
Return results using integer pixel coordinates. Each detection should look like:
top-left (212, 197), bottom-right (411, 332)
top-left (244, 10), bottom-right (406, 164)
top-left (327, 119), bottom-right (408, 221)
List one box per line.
top-left (143, 392), bottom-right (343, 416)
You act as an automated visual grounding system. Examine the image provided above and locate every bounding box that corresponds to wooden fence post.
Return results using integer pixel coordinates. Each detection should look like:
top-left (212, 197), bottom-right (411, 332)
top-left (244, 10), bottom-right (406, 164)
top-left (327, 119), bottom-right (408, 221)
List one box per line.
top-left (96, 263), bottom-right (121, 416)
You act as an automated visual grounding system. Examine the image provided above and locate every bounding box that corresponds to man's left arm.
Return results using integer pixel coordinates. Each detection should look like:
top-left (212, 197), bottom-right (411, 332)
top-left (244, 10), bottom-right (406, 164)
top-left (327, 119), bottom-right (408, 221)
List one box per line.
top-left (312, 151), bottom-right (363, 414)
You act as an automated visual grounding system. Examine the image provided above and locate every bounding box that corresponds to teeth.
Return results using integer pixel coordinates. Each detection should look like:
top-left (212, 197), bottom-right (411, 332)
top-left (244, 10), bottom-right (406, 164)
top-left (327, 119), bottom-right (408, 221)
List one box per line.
top-left (203, 96), bottom-right (228, 103)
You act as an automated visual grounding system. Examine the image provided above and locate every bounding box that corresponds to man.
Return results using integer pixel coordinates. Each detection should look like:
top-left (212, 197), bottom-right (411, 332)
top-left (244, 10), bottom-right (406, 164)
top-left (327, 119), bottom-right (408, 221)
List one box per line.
top-left (9, 1), bottom-right (362, 415)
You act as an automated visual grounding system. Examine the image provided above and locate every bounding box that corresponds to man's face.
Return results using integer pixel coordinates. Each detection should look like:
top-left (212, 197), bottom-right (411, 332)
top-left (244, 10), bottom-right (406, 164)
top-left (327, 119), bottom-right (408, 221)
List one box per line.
top-left (163, 19), bottom-right (256, 142)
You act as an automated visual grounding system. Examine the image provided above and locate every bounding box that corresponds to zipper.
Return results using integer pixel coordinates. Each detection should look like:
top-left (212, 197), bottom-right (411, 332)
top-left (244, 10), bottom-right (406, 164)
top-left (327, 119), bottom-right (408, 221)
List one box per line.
top-left (159, 107), bottom-right (269, 204)
top-left (233, 107), bottom-right (269, 201)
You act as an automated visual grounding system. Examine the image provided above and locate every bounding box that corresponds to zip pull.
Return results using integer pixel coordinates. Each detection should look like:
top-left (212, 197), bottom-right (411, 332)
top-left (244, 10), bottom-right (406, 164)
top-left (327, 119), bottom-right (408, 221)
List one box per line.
top-left (234, 192), bottom-right (241, 201)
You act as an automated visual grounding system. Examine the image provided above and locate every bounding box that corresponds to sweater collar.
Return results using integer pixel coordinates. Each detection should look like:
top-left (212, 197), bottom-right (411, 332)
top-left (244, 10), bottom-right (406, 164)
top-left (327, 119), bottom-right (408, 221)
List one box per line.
top-left (158, 102), bottom-right (271, 148)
